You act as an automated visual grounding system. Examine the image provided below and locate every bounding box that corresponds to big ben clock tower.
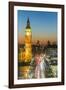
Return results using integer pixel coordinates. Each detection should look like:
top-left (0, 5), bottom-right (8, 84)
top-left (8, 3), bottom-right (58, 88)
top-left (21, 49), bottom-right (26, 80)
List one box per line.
top-left (25, 18), bottom-right (32, 62)
top-left (18, 18), bottom-right (32, 79)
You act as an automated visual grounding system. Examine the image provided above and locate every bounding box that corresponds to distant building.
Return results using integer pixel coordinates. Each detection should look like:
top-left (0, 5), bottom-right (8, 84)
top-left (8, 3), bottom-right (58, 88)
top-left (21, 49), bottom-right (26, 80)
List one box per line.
top-left (45, 48), bottom-right (57, 57)
top-left (45, 43), bottom-right (57, 57)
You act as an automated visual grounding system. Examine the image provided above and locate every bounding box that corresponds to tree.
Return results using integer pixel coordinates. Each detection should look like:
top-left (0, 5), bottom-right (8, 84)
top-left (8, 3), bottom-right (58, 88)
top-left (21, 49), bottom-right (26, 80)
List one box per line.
top-left (47, 40), bottom-right (51, 47)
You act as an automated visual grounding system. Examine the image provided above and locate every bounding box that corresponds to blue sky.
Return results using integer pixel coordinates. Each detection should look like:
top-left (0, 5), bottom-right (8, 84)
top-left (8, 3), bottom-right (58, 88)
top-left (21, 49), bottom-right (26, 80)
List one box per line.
top-left (18, 10), bottom-right (57, 44)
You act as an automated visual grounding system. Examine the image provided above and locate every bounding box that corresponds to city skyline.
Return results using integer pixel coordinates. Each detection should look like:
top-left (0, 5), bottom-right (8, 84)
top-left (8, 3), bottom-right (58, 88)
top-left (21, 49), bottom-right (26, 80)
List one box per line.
top-left (18, 10), bottom-right (57, 45)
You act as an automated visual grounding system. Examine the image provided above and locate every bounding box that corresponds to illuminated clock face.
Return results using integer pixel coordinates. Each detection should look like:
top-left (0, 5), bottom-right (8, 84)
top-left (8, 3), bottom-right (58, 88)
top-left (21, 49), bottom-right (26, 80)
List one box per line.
top-left (26, 31), bottom-right (31, 36)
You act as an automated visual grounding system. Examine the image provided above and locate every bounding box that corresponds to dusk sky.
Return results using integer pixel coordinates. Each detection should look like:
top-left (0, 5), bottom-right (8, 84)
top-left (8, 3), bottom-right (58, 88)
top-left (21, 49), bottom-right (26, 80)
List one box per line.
top-left (18, 10), bottom-right (57, 44)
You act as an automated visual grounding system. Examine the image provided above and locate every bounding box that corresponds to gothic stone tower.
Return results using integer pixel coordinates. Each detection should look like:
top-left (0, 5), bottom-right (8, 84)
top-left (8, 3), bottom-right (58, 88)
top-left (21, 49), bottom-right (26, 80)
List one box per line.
top-left (25, 18), bottom-right (32, 62)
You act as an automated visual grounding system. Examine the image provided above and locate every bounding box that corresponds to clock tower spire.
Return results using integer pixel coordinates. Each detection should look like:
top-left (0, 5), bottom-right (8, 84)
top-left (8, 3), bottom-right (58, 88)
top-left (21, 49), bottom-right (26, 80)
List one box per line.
top-left (26, 17), bottom-right (31, 29)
